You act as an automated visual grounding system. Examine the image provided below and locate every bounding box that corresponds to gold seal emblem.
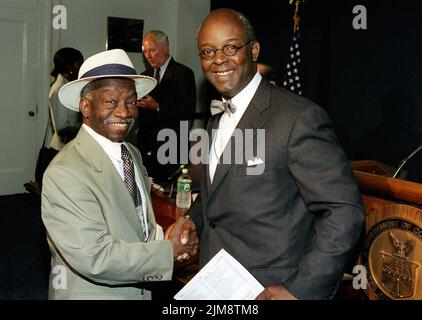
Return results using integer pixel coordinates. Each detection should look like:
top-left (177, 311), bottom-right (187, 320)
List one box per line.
top-left (360, 204), bottom-right (422, 300)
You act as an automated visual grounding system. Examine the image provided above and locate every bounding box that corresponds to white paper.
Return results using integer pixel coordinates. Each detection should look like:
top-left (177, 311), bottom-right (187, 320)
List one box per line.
top-left (174, 249), bottom-right (264, 300)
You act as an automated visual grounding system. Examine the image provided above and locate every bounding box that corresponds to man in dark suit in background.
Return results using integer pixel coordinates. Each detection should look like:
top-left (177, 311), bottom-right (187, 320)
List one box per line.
top-left (137, 30), bottom-right (196, 182)
top-left (187, 8), bottom-right (365, 300)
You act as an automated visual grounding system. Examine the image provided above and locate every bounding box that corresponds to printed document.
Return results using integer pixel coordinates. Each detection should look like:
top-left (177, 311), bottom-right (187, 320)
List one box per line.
top-left (174, 249), bottom-right (264, 300)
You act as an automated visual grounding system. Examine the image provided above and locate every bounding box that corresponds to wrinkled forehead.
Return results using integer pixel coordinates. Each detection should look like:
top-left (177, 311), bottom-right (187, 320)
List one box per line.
top-left (198, 12), bottom-right (247, 45)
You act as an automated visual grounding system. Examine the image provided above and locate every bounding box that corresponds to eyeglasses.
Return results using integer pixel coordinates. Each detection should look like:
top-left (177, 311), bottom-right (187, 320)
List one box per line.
top-left (198, 39), bottom-right (255, 60)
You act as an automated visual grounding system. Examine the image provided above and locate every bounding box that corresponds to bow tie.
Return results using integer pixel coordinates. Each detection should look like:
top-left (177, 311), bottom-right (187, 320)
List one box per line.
top-left (210, 99), bottom-right (237, 116)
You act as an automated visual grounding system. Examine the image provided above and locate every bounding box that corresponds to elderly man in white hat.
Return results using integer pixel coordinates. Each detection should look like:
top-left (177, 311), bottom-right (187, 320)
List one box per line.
top-left (41, 49), bottom-right (198, 300)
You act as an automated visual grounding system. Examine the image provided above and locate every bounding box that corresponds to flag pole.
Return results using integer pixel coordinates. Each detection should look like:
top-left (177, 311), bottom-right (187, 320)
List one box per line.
top-left (290, 0), bottom-right (304, 32)
top-left (283, 0), bottom-right (305, 95)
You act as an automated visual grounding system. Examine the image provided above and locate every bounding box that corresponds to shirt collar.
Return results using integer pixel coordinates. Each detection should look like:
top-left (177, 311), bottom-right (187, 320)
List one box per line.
top-left (49, 74), bottom-right (68, 97)
top-left (222, 72), bottom-right (262, 120)
top-left (82, 124), bottom-right (123, 162)
top-left (158, 56), bottom-right (172, 79)
top-left (56, 73), bottom-right (68, 85)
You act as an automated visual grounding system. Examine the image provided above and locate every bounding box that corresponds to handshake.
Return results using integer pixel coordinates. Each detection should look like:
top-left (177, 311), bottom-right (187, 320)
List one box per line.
top-left (164, 215), bottom-right (199, 262)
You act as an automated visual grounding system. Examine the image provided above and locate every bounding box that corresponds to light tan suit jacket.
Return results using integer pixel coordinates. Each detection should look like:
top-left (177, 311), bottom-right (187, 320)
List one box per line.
top-left (42, 126), bottom-right (173, 299)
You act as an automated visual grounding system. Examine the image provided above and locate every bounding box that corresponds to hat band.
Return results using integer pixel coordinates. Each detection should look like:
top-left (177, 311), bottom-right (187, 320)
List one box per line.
top-left (81, 63), bottom-right (137, 79)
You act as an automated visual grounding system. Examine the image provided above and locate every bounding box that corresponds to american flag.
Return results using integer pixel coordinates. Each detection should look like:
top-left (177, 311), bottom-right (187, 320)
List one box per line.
top-left (282, 29), bottom-right (303, 96)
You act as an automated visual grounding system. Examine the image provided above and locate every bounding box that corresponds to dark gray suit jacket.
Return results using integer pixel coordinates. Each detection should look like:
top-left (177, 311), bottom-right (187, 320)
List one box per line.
top-left (138, 58), bottom-right (196, 181)
top-left (188, 80), bottom-right (364, 300)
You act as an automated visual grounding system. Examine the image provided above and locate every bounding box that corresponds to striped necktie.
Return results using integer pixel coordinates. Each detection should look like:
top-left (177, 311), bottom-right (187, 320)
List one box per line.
top-left (121, 144), bottom-right (148, 239)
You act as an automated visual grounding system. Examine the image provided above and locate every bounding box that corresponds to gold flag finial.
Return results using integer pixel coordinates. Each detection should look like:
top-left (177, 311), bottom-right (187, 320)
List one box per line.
top-left (289, 0), bottom-right (305, 33)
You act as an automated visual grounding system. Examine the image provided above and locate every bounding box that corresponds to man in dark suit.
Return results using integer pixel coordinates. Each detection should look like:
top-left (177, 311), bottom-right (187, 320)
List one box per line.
top-left (187, 8), bottom-right (365, 300)
top-left (137, 30), bottom-right (196, 182)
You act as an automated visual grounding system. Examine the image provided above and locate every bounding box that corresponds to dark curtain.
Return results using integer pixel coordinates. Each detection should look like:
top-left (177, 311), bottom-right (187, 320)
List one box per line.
top-left (210, 0), bottom-right (422, 164)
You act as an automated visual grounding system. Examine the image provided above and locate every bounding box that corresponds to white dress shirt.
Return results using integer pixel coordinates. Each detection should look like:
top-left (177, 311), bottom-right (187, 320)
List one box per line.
top-left (209, 72), bottom-right (262, 182)
top-left (83, 124), bottom-right (148, 237)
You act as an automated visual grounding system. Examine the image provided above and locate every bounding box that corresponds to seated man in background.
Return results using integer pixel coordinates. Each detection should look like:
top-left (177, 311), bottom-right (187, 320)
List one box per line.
top-left (137, 30), bottom-right (196, 183)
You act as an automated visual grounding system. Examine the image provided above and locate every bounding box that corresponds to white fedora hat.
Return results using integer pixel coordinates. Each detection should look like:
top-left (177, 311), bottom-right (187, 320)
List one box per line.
top-left (58, 49), bottom-right (157, 111)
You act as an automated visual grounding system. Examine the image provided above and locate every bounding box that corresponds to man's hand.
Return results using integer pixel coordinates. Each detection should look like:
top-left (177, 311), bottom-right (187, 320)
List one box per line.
top-left (256, 284), bottom-right (298, 300)
top-left (165, 216), bottom-right (199, 262)
top-left (137, 95), bottom-right (159, 111)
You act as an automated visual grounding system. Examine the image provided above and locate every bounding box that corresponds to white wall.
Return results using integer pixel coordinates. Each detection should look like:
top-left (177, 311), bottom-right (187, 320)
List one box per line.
top-left (176, 0), bottom-right (209, 128)
top-left (51, 0), bottom-right (210, 118)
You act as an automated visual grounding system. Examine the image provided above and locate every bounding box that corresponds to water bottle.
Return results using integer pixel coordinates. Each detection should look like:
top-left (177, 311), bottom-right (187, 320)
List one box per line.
top-left (176, 168), bottom-right (192, 208)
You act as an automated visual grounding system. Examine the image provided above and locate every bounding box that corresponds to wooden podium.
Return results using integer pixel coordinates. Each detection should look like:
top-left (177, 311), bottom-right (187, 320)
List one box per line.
top-left (351, 160), bottom-right (422, 300)
top-left (351, 160), bottom-right (422, 213)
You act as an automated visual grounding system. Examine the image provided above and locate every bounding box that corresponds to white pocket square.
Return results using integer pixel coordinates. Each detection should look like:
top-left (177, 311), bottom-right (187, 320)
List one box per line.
top-left (247, 157), bottom-right (264, 166)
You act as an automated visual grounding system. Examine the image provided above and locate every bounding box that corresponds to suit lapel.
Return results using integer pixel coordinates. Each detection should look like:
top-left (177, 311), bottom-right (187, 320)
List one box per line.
top-left (102, 158), bottom-right (147, 240)
top-left (208, 81), bottom-right (271, 199)
top-left (76, 128), bottom-right (146, 240)
top-left (160, 58), bottom-right (175, 85)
